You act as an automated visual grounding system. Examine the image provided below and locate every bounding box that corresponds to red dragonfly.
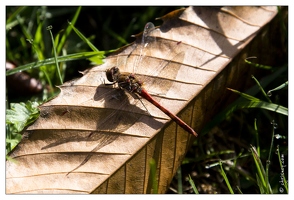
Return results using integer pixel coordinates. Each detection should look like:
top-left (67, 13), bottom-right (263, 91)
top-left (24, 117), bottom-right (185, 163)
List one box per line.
top-left (66, 22), bottom-right (197, 175)
top-left (105, 22), bottom-right (197, 137)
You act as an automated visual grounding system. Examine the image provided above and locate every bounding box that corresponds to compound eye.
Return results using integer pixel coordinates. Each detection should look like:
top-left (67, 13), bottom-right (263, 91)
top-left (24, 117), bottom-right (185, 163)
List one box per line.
top-left (106, 66), bottom-right (120, 82)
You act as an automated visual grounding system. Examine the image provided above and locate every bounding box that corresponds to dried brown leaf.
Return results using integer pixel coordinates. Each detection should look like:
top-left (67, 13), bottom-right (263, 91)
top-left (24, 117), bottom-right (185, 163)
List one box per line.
top-left (6, 6), bottom-right (278, 194)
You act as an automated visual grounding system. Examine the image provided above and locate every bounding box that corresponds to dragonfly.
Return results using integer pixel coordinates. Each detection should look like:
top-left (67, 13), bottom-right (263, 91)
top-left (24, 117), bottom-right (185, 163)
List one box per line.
top-left (105, 22), bottom-right (197, 137)
top-left (66, 22), bottom-right (197, 175)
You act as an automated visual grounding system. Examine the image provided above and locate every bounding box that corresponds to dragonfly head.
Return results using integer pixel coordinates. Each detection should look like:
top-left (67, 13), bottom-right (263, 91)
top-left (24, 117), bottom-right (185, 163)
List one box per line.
top-left (106, 66), bottom-right (120, 83)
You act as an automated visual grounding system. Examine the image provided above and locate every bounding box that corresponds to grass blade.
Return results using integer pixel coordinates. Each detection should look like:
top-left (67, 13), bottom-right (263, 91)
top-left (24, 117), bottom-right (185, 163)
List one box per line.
top-left (149, 158), bottom-right (158, 194)
top-left (177, 167), bottom-right (183, 194)
top-left (245, 57), bottom-right (273, 70)
top-left (6, 51), bottom-right (104, 76)
top-left (251, 75), bottom-right (272, 103)
top-left (188, 175), bottom-right (199, 194)
top-left (276, 146), bottom-right (288, 193)
top-left (219, 161), bottom-right (234, 194)
top-left (253, 118), bottom-right (260, 156)
top-left (233, 100), bottom-right (288, 116)
top-left (267, 81), bottom-right (288, 96)
top-left (227, 88), bottom-right (260, 101)
top-left (56, 6), bottom-right (81, 54)
top-left (68, 21), bottom-right (99, 52)
top-left (47, 25), bottom-right (63, 84)
top-left (250, 145), bottom-right (270, 193)
top-left (6, 6), bottom-right (27, 24)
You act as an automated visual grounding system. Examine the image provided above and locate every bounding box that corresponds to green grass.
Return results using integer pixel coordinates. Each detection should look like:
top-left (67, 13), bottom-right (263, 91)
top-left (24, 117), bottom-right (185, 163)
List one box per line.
top-left (6, 6), bottom-right (105, 155)
top-left (6, 6), bottom-right (288, 194)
